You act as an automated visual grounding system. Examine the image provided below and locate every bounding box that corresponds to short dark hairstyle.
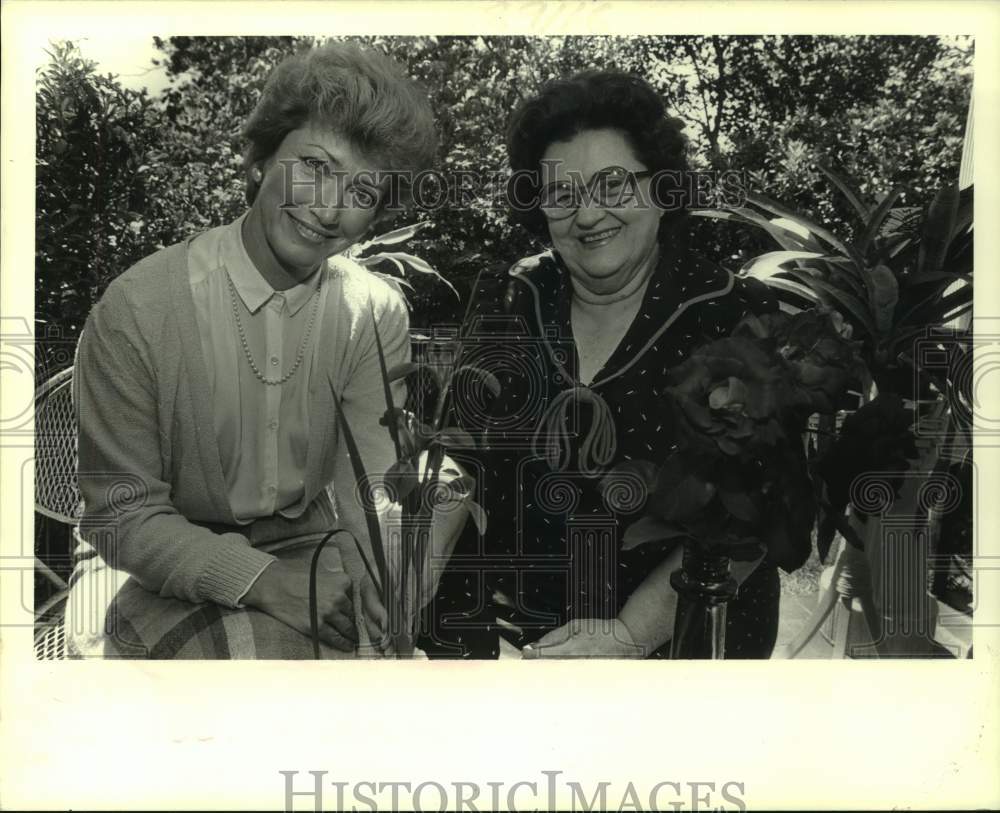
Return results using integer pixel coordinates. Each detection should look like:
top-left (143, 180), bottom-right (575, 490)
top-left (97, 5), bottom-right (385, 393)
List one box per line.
top-left (506, 71), bottom-right (689, 240)
top-left (242, 41), bottom-right (438, 206)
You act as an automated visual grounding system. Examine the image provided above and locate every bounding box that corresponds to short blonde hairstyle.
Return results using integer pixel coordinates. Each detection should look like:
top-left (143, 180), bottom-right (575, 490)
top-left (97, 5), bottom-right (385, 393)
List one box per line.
top-left (242, 41), bottom-right (438, 205)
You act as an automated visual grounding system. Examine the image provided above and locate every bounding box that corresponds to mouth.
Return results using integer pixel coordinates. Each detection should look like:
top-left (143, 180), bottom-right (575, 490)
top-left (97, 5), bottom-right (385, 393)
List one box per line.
top-left (578, 226), bottom-right (622, 248)
top-left (286, 211), bottom-right (335, 244)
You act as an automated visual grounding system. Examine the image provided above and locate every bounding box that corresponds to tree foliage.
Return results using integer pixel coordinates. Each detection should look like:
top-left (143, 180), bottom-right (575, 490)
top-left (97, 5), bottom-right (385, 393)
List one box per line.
top-left (35, 35), bottom-right (973, 342)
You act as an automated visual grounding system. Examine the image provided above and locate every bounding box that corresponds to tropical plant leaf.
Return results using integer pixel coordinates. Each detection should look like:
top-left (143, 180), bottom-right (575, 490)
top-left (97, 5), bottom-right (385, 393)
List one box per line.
top-left (747, 192), bottom-right (865, 268)
top-left (454, 364), bottom-right (501, 397)
top-left (918, 182), bottom-right (960, 276)
top-left (467, 500), bottom-right (487, 535)
top-left (770, 217), bottom-right (827, 252)
top-left (437, 426), bottom-right (477, 449)
top-left (817, 162), bottom-right (871, 223)
top-left (781, 268), bottom-right (878, 339)
top-left (874, 233), bottom-right (914, 264)
top-left (740, 250), bottom-right (825, 278)
top-left (905, 271), bottom-right (973, 289)
top-left (372, 272), bottom-right (415, 294)
top-left (814, 260), bottom-right (868, 302)
top-left (879, 206), bottom-right (922, 237)
top-left (951, 186), bottom-right (974, 242)
top-left (690, 208), bottom-right (818, 252)
top-left (361, 254), bottom-right (406, 277)
top-left (369, 303), bottom-right (402, 461)
top-left (378, 251), bottom-right (460, 299)
top-left (622, 515), bottom-right (690, 550)
top-left (757, 277), bottom-right (825, 308)
top-left (896, 279), bottom-right (972, 328)
top-left (443, 473), bottom-right (476, 498)
top-left (385, 459), bottom-right (420, 502)
top-left (867, 264), bottom-right (900, 335)
top-left (939, 301), bottom-right (973, 326)
top-left (363, 220), bottom-right (429, 248)
top-left (858, 186), bottom-right (905, 257)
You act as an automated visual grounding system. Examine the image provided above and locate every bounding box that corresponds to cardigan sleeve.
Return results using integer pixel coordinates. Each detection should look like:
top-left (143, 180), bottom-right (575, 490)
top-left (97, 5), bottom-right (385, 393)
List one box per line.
top-left (75, 280), bottom-right (277, 608)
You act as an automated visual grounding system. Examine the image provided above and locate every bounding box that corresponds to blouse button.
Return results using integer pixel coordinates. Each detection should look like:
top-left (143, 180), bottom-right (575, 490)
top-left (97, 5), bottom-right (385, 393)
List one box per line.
top-left (270, 355), bottom-right (279, 366)
top-left (268, 419), bottom-right (278, 431)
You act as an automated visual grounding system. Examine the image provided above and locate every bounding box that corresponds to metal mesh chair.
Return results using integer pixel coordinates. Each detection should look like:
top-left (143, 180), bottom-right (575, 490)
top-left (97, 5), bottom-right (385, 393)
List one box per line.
top-left (35, 366), bottom-right (83, 525)
top-left (34, 365), bottom-right (80, 660)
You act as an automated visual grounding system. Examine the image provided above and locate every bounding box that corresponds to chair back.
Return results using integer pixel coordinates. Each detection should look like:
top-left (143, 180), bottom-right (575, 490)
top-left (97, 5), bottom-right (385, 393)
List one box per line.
top-left (35, 366), bottom-right (82, 525)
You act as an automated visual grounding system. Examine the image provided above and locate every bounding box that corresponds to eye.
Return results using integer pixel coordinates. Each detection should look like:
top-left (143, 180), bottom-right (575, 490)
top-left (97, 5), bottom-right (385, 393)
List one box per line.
top-left (350, 186), bottom-right (379, 209)
top-left (541, 182), bottom-right (575, 208)
top-left (301, 156), bottom-right (332, 175)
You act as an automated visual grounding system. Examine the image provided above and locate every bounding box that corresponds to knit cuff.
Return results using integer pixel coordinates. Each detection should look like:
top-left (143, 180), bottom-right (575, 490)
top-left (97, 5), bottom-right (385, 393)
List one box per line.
top-left (196, 535), bottom-right (279, 609)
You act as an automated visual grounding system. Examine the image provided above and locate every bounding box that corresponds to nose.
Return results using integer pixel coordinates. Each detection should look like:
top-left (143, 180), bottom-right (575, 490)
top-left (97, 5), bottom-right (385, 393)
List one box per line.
top-left (573, 195), bottom-right (606, 229)
top-left (310, 174), bottom-right (345, 227)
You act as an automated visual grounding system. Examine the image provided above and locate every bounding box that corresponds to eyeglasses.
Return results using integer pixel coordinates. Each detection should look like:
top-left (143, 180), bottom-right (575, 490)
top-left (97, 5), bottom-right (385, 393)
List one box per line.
top-left (538, 166), bottom-right (654, 220)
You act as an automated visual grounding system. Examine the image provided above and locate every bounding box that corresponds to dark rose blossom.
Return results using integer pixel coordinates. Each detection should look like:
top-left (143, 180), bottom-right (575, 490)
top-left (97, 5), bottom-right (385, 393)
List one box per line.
top-left (734, 308), bottom-right (867, 414)
top-left (614, 307), bottom-right (867, 571)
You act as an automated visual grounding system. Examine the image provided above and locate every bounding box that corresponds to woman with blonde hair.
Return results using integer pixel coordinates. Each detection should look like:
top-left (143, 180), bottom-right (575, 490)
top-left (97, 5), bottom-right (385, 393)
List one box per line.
top-left (70, 42), bottom-right (462, 658)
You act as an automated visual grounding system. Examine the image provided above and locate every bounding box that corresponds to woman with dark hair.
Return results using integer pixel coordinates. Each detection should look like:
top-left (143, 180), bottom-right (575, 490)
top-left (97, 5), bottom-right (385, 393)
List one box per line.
top-left (69, 42), bottom-right (465, 658)
top-left (426, 71), bottom-right (797, 659)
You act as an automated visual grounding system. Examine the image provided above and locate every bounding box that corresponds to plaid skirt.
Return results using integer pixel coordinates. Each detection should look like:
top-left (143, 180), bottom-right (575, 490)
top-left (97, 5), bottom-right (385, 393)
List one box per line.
top-left (64, 499), bottom-right (384, 660)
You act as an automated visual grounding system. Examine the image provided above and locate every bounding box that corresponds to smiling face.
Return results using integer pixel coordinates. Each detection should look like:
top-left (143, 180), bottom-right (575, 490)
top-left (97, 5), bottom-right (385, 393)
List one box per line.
top-left (244, 122), bottom-right (384, 288)
top-left (541, 128), bottom-right (663, 297)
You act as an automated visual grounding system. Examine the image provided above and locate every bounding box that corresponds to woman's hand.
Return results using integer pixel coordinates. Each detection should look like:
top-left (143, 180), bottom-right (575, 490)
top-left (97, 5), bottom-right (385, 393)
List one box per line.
top-left (242, 560), bottom-right (386, 652)
top-left (521, 618), bottom-right (646, 659)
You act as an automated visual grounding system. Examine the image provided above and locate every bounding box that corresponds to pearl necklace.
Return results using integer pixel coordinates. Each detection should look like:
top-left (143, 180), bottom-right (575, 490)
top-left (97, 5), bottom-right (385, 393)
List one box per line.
top-left (225, 269), bottom-right (323, 386)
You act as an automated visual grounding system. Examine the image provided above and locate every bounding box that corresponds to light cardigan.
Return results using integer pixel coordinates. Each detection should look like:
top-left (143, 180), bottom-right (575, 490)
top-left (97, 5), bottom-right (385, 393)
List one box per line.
top-left (75, 237), bottom-right (409, 609)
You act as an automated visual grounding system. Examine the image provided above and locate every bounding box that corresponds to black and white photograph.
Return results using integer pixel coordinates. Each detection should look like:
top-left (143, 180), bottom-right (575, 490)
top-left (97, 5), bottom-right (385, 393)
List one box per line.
top-left (2, 1), bottom-right (999, 810)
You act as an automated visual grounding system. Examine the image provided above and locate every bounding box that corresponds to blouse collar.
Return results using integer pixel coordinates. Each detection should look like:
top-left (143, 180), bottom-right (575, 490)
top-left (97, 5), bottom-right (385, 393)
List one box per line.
top-left (507, 243), bottom-right (734, 389)
top-left (222, 212), bottom-right (322, 316)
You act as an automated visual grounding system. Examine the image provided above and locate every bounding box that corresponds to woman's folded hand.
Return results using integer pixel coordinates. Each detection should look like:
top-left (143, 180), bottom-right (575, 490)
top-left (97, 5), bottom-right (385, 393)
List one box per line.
top-left (243, 559), bottom-right (386, 652)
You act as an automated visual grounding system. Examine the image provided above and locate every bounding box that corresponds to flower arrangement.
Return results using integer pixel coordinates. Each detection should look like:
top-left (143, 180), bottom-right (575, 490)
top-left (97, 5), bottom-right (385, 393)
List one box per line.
top-left (604, 307), bottom-right (867, 572)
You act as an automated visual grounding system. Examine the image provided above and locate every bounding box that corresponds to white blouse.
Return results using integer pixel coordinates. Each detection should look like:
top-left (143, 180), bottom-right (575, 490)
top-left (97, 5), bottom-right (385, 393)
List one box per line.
top-left (188, 213), bottom-right (329, 523)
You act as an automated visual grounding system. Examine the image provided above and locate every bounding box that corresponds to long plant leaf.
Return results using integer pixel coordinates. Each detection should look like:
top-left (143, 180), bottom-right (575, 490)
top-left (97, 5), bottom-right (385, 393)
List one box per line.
top-left (781, 268), bottom-right (878, 339)
top-left (867, 264), bottom-right (900, 335)
top-left (364, 221), bottom-right (429, 248)
top-left (369, 302), bottom-right (402, 461)
top-left (896, 280), bottom-right (972, 329)
top-left (795, 258), bottom-right (868, 302)
top-left (757, 277), bottom-right (825, 307)
top-left (379, 251), bottom-right (460, 300)
top-left (917, 182), bottom-right (960, 277)
top-left (746, 192), bottom-right (865, 268)
top-left (740, 250), bottom-right (826, 277)
top-left (858, 186), bottom-right (905, 257)
top-left (690, 208), bottom-right (816, 252)
top-left (329, 380), bottom-right (387, 598)
top-left (951, 187), bottom-right (974, 242)
top-left (453, 364), bottom-right (501, 397)
top-left (818, 162), bottom-right (871, 223)
top-left (308, 529), bottom-right (356, 659)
